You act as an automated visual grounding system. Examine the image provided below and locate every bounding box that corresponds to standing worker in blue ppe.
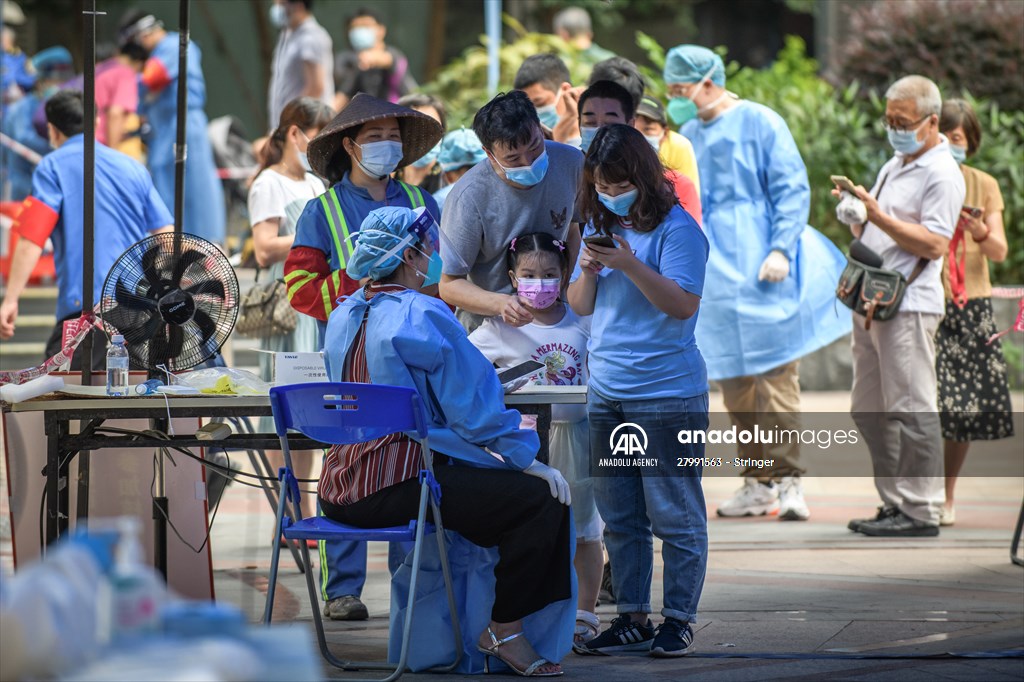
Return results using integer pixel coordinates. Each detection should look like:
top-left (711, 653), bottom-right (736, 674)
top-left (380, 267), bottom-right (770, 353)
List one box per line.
top-left (663, 45), bottom-right (851, 521)
top-left (118, 10), bottom-right (225, 246)
top-left (1, 1), bottom-right (34, 115)
top-left (1, 46), bottom-right (73, 202)
top-left (283, 93), bottom-right (442, 622)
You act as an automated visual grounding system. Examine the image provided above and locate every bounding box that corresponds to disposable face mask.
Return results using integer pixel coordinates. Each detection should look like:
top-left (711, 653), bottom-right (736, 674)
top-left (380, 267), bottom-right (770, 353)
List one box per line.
top-left (494, 149), bottom-right (549, 187)
top-left (579, 126), bottom-right (599, 153)
top-left (296, 131), bottom-right (312, 172)
top-left (517, 278), bottom-right (561, 309)
top-left (355, 140), bottom-right (404, 178)
top-left (886, 118), bottom-right (928, 155)
top-left (643, 133), bottom-right (661, 151)
top-left (349, 26), bottom-right (377, 51)
top-left (597, 187), bottom-right (639, 217)
top-left (667, 62), bottom-right (718, 125)
top-left (415, 250), bottom-right (443, 288)
top-left (269, 4), bottom-right (288, 28)
top-left (411, 141), bottom-right (441, 169)
top-left (535, 103), bottom-right (559, 129)
top-left (950, 143), bottom-right (967, 164)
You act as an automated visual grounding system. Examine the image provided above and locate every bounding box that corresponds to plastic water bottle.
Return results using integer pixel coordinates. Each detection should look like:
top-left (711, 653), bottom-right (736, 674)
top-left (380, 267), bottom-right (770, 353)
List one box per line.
top-left (106, 335), bottom-right (129, 396)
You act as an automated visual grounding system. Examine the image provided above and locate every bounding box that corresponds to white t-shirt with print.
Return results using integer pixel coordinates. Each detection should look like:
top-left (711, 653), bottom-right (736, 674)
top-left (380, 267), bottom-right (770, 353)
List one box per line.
top-left (248, 169), bottom-right (326, 280)
top-left (469, 304), bottom-right (590, 422)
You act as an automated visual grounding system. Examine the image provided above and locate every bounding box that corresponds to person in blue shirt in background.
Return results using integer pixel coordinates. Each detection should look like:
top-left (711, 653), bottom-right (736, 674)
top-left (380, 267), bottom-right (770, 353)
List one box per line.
top-left (1, 1), bottom-right (34, 116)
top-left (0, 91), bottom-right (173, 368)
top-left (432, 128), bottom-right (486, 216)
top-left (1, 46), bottom-right (72, 202)
top-left (663, 45), bottom-right (851, 522)
top-left (568, 124), bottom-right (709, 659)
top-left (118, 9), bottom-right (225, 246)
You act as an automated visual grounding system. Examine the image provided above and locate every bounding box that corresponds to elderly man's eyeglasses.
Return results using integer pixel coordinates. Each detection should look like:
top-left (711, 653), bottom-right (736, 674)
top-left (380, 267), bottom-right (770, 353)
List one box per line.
top-left (882, 114), bottom-right (931, 133)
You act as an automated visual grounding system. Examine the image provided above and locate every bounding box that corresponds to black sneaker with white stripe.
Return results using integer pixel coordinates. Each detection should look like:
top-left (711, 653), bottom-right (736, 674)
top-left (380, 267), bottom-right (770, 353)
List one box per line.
top-left (574, 614), bottom-right (654, 655)
top-left (650, 617), bottom-right (695, 657)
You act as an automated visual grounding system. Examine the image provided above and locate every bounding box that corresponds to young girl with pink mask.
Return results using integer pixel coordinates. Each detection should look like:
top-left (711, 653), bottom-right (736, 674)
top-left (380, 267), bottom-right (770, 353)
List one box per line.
top-left (469, 231), bottom-right (604, 648)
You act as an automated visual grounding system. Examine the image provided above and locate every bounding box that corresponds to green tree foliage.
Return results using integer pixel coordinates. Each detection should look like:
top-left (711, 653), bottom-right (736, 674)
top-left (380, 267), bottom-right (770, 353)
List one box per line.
top-left (832, 0), bottom-right (1024, 111)
top-left (421, 15), bottom-right (597, 129)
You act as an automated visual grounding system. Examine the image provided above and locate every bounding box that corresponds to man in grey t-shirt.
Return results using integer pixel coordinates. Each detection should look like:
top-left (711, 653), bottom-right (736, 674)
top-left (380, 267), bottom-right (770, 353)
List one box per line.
top-left (439, 90), bottom-right (583, 331)
top-left (267, 0), bottom-right (334, 130)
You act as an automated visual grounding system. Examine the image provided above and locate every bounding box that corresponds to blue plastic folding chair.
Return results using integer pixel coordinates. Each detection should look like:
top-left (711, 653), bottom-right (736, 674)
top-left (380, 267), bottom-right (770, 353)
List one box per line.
top-left (263, 382), bottom-right (462, 680)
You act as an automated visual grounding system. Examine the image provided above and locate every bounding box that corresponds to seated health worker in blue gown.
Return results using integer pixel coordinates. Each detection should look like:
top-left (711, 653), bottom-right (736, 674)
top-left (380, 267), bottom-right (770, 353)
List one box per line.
top-left (321, 205), bottom-right (575, 676)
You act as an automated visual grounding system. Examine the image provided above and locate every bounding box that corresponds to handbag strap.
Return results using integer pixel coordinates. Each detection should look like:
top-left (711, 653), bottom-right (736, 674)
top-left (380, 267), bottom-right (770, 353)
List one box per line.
top-left (873, 167), bottom-right (930, 287)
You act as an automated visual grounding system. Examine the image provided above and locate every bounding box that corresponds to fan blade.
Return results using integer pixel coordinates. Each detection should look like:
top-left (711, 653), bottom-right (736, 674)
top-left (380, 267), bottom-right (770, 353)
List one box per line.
top-left (171, 250), bottom-right (205, 288)
top-left (183, 279), bottom-right (225, 299)
top-left (115, 280), bottom-right (157, 309)
top-left (122, 313), bottom-right (164, 347)
top-left (102, 305), bottom-right (145, 336)
top-left (192, 308), bottom-right (218, 343)
top-left (141, 244), bottom-right (162, 289)
top-left (166, 325), bottom-right (185, 359)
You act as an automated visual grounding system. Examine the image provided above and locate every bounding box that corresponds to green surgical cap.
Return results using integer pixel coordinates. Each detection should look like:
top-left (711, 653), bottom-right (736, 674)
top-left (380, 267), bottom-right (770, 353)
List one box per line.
top-left (663, 45), bottom-right (725, 86)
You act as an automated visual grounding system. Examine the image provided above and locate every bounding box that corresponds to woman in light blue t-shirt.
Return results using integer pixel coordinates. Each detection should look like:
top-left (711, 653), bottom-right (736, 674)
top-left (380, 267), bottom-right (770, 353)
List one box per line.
top-left (567, 123), bottom-right (710, 659)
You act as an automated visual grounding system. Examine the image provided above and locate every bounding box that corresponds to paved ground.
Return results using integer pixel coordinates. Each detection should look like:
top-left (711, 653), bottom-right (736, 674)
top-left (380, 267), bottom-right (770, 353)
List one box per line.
top-left (206, 392), bottom-right (1024, 681)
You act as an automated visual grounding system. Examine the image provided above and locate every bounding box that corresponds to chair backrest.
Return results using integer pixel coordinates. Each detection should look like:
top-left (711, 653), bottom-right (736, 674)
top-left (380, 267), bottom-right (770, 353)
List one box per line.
top-left (269, 382), bottom-right (429, 445)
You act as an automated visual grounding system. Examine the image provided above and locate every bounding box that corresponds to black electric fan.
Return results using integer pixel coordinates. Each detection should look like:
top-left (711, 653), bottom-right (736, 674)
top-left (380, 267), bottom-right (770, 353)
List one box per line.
top-left (99, 232), bottom-right (239, 372)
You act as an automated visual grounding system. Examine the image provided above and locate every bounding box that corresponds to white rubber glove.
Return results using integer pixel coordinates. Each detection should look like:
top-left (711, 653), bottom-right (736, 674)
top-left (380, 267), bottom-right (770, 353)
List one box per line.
top-left (757, 249), bottom-right (790, 283)
top-left (836, 190), bottom-right (868, 226)
top-left (525, 460), bottom-right (571, 505)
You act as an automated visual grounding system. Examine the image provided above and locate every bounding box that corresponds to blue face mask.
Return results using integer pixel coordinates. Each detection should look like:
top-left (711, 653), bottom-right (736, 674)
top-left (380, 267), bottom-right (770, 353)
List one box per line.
top-left (886, 119), bottom-right (928, 155)
top-left (355, 140), bottom-right (405, 178)
top-left (418, 250), bottom-right (443, 287)
top-left (579, 126), bottom-right (599, 153)
top-left (667, 97), bottom-right (698, 126)
top-left (269, 3), bottom-right (288, 28)
top-left (597, 187), bottom-right (638, 217)
top-left (494, 149), bottom-right (548, 187)
top-left (949, 143), bottom-right (967, 164)
top-left (349, 26), bottom-right (377, 51)
top-left (535, 103), bottom-right (559, 129)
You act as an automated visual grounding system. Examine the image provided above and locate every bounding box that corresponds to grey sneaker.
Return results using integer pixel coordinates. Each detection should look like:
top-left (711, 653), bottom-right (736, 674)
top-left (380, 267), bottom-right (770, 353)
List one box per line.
top-left (323, 595), bottom-right (369, 621)
top-left (859, 510), bottom-right (939, 537)
top-left (650, 618), bottom-right (695, 657)
top-left (848, 506), bottom-right (898, 533)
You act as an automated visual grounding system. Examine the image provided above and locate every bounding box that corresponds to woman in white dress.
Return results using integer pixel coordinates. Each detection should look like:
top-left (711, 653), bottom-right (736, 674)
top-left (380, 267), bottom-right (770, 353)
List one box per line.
top-left (248, 96), bottom-right (333, 523)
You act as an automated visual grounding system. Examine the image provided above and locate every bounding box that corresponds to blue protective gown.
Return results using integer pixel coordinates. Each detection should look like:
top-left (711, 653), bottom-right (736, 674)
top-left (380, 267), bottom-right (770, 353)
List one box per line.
top-left (323, 286), bottom-right (539, 467)
top-left (0, 92), bottom-right (49, 200)
top-left (138, 33), bottom-right (225, 244)
top-left (323, 285), bottom-right (575, 672)
top-left (681, 101), bottom-right (851, 380)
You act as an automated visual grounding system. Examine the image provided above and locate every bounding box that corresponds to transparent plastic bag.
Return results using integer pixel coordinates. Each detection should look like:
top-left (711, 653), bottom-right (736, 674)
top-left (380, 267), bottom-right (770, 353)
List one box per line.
top-left (173, 368), bottom-right (271, 395)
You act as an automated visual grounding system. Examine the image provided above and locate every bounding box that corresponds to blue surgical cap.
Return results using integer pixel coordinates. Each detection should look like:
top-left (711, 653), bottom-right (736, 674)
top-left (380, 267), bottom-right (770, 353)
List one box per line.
top-left (31, 46), bottom-right (74, 78)
top-left (663, 45), bottom-right (725, 87)
top-left (437, 129), bottom-right (487, 172)
top-left (346, 206), bottom-right (429, 281)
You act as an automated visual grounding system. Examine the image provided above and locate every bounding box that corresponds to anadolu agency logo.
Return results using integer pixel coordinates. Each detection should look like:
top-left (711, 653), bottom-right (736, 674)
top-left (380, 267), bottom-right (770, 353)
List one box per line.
top-left (609, 423), bottom-right (648, 456)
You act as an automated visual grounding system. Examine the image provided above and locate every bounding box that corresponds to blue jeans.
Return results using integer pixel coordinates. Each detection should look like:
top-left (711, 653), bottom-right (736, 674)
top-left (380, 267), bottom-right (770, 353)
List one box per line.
top-left (589, 390), bottom-right (709, 623)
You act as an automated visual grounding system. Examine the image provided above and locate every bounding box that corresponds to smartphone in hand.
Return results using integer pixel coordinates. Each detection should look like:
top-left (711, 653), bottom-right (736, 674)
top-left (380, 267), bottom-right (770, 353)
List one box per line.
top-left (583, 235), bottom-right (616, 249)
top-left (830, 175), bottom-right (858, 194)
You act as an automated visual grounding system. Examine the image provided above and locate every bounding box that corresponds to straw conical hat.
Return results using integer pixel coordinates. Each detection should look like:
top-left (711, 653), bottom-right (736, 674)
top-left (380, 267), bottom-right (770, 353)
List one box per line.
top-left (308, 93), bottom-right (443, 180)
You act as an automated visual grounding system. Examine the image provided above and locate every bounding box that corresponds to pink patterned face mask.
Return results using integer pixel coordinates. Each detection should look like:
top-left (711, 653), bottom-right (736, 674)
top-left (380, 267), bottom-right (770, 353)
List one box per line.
top-left (517, 278), bottom-right (561, 309)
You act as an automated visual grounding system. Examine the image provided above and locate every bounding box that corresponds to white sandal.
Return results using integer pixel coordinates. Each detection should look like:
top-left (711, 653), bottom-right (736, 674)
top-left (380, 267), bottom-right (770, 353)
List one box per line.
top-left (477, 627), bottom-right (563, 677)
top-left (574, 610), bottom-right (600, 645)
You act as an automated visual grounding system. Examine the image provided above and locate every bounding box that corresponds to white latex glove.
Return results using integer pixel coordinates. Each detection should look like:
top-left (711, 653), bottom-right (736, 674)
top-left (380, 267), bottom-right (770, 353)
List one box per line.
top-left (525, 460), bottom-right (571, 505)
top-left (757, 249), bottom-right (790, 283)
top-left (836, 190), bottom-right (868, 226)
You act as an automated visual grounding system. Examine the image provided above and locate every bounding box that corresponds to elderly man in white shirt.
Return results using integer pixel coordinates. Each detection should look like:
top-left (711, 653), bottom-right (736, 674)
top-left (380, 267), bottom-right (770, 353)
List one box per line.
top-left (841, 75), bottom-right (965, 537)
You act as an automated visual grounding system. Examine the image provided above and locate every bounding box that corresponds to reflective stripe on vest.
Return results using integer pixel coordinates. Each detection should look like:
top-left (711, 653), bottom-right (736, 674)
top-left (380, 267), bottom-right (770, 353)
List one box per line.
top-left (319, 187), bottom-right (353, 268)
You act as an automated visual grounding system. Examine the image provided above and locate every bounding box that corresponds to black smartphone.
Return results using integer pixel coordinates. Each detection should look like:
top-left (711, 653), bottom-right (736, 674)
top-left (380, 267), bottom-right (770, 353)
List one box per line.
top-left (497, 360), bottom-right (545, 387)
top-left (583, 235), bottom-right (616, 249)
